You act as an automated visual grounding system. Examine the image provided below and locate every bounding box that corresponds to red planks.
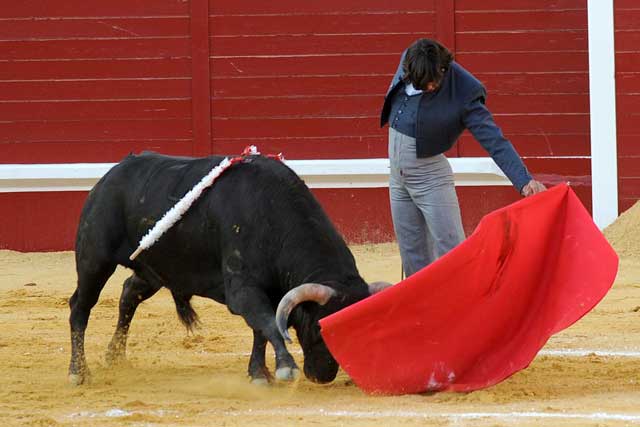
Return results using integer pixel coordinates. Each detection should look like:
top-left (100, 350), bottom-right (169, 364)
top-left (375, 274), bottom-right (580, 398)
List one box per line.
top-left (455, 0), bottom-right (586, 11)
top-left (0, 58), bottom-right (191, 80)
top-left (616, 0), bottom-right (640, 214)
top-left (212, 114), bottom-right (587, 139)
top-left (210, 13), bottom-right (433, 36)
top-left (617, 0), bottom-right (640, 212)
top-left (456, 31), bottom-right (587, 53)
top-left (615, 0), bottom-right (640, 9)
top-left (0, 119), bottom-right (192, 142)
top-left (458, 183), bottom-right (592, 237)
top-left (208, 2), bottom-right (591, 163)
top-left (435, 0), bottom-right (455, 50)
top-left (0, 2), bottom-right (195, 164)
top-left (6, 0), bottom-right (634, 252)
top-left (616, 8), bottom-right (640, 31)
top-left (212, 117), bottom-right (375, 139)
top-left (478, 72), bottom-right (588, 95)
top-left (190, 0), bottom-right (213, 156)
top-left (0, 188), bottom-right (396, 250)
top-left (210, 54), bottom-right (399, 78)
top-left (488, 114), bottom-right (588, 135)
top-left (619, 153), bottom-right (640, 205)
top-left (210, 115), bottom-right (588, 161)
top-left (0, 192), bottom-right (87, 251)
top-left (0, 17), bottom-right (190, 39)
top-left (459, 134), bottom-right (590, 157)
top-left (523, 157), bottom-right (590, 178)
top-left (619, 158), bottom-right (640, 177)
top-left (211, 34), bottom-right (422, 56)
top-left (486, 93), bottom-right (589, 114)
top-left (0, 38), bottom-right (190, 60)
top-left (618, 136), bottom-right (640, 158)
top-left (617, 114), bottom-right (640, 135)
top-left (212, 95), bottom-right (380, 118)
top-left (454, 2), bottom-right (589, 167)
top-left (1, 140), bottom-right (190, 164)
top-left (615, 53), bottom-right (640, 73)
top-left (210, 0), bottom-right (436, 14)
top-left (212, 75), bottom-right (390, 98)
top-left (313, 188), bottom-right (395, 244)
top-left (457, 10), bottom-right (587, 32)
top-left (455, 52), bottom-right (587, 73)
top-left (211, 136), bottom-right (387, 159)
top-left (2, 0), bottom-right (190, 18)
top-left (2, 184), bottom-right (592, 251)
top-left (0, 79), bottom-right (190, 101)
top-left (620, 178), bottom-right (640, 202)
top-left (209, 0), bottom-right (437, 159)
top-left (613, 31), bottom-right (640, 51)
top-left (0, 99), bottom-right (191, 121)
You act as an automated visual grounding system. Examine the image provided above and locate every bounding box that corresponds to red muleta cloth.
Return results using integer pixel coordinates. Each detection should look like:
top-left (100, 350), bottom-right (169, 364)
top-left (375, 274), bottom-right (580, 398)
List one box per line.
top-left (319, 184), bottom-right (618, 394)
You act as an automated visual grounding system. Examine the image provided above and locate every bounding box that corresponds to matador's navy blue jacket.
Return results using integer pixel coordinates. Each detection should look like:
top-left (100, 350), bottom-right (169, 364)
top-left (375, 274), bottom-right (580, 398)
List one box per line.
top-left (380, 51), bottom-right (532, 192)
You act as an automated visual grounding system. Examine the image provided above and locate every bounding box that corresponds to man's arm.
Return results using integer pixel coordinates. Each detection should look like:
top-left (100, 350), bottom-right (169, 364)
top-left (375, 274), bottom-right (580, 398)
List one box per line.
top-left (463, 97), bottom-right (545, 196)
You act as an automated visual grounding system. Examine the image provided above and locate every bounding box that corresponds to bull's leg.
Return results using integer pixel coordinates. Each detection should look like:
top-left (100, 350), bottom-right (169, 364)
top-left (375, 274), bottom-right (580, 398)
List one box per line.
top-left (248, 330), bottom-right (272, 385)
top-left (225, 282), bottom-right (299, 382)
top-left (105, 273), bottom-right (160, 366)
top-left (69, 261), bottom-right (116, 385)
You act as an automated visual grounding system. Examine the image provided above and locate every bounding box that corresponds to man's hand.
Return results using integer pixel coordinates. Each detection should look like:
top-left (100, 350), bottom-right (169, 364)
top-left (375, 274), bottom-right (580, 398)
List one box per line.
top-left (521, 179), bottom-right (546, 197)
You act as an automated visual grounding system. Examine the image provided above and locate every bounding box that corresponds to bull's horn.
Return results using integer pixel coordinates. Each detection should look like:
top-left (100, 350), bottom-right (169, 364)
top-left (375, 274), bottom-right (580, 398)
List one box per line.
top-left (368, 281), bottom-right (393, 294)
top-left (275, 283), bottom-right (336, 343)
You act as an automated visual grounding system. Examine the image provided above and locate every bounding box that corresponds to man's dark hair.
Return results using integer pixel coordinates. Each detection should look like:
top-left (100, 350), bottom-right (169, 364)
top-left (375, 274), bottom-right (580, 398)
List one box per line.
top-left (402, 39), bottom-right (453, 90)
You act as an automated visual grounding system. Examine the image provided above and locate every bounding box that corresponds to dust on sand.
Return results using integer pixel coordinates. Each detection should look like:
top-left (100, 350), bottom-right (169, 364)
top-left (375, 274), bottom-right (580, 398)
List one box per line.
top-left (1, 230), bottom-right (639, 426)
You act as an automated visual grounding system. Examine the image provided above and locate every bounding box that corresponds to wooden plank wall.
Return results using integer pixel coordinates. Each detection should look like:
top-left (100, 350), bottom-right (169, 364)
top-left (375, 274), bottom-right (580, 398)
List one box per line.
top-left (2, 0), bottom-right (636, 250)
top-left (615, 0), bottom-right (640, 213)
top-left (209, 0), bottom-right (438, 159)
top-left (207, 0), bottom-right (445, 244)
top-left (454, 1), bottom-right (591, 202)
top-left (0, 0), bottom-right (195, 163)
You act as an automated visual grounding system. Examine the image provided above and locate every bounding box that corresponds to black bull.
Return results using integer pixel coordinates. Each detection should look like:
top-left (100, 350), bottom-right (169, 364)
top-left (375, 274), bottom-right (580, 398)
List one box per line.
top-left (68, 152), bottom-right (389, 385)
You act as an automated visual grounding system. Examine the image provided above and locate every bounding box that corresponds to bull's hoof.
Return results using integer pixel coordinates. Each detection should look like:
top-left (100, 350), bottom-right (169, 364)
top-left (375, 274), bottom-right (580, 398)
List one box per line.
top-left (250, 377), bottom-right (270, 386)
top-left (275, 367), bottom-right (300, 382)
top-left (249, 365), bottom-right (273, 385)
top-left (68, 364), bottom-right (91, 385)
top-left (105, 351), bottom-right (128, 367)
top-left (68, 373), bottom-right (89, 386)
top-left (105, 340), bottom-right (127, 367)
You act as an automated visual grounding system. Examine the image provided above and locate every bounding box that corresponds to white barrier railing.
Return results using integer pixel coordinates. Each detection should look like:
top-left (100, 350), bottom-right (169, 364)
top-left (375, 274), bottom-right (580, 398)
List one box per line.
top-left (0, 158), bottom-right (510, 193)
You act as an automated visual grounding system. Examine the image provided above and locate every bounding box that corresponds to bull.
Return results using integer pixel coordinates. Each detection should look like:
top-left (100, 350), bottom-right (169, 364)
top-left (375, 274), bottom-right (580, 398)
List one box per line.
top-left (68, 152), bottom-right (389, 385)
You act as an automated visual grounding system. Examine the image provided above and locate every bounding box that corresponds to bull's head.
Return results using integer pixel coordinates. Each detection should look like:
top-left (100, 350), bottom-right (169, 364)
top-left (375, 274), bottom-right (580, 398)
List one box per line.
top-left (275, 281), bottom-right (391, 383)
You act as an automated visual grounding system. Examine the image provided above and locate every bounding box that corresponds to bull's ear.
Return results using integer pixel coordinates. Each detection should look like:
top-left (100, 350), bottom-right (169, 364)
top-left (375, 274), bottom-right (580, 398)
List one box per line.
top-left (368, 281), bottom-right (393, 295)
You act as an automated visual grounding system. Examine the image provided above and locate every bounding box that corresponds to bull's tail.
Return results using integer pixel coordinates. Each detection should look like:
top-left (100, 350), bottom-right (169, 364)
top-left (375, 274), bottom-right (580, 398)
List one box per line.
top-left (171, 291), bottom-right (200, 332)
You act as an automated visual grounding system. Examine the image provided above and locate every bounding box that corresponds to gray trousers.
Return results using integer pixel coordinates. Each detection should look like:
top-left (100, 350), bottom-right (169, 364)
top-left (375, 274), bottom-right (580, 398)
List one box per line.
top-left (388, 127), bottom-right (465, 277)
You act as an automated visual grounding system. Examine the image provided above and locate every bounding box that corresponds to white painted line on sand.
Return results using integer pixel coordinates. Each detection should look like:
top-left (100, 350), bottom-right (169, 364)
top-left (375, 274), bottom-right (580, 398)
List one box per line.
top-left (67, 408), bottom-right (640, 424)
top-left (538, 349), bottom-right (640, 358)
top-left (201, 348), bottom-right (640, 358)
top-left (219, 408), bottom-right (640, 423)
top-left (69, 408), bottom-right (175, 419)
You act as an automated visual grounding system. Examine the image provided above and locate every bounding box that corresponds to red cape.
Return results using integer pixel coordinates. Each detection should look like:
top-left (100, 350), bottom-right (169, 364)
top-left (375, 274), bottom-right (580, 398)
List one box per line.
top-left (320, 184), bottom-right (618, 394)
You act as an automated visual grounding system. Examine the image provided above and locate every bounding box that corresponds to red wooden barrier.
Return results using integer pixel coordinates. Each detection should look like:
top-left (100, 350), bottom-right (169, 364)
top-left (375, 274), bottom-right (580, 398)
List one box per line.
top-left (1, 0), bottom-right (628, 251)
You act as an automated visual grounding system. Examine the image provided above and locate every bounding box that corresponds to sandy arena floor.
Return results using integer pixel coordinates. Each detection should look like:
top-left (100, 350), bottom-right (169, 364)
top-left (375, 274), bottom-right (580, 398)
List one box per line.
top-left (1, 240), bottom-right (639, 426)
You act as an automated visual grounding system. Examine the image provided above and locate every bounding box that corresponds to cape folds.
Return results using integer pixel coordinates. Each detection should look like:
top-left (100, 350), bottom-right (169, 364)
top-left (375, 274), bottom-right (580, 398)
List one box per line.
top-left (320, 184), bottom-right (618, 394)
